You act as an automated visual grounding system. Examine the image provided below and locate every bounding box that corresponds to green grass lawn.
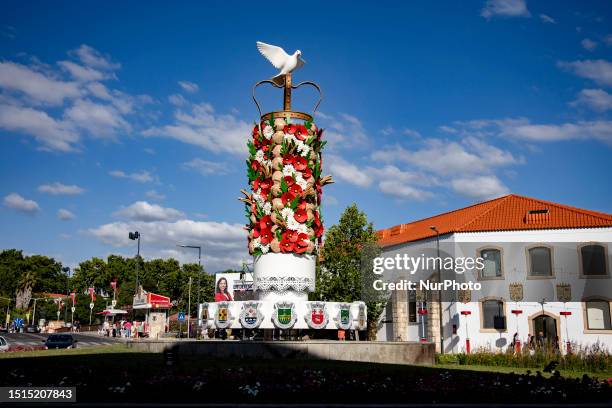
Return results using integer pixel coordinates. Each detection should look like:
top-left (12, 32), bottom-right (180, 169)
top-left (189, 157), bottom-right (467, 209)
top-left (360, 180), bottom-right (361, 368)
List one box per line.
top-left (435, 363), bottom-right (612, 380)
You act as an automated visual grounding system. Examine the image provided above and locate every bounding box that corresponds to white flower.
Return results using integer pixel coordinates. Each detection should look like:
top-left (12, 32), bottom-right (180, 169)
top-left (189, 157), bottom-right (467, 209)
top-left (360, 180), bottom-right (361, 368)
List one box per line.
top-left (295, 174), bottom-right (307, 190)
top-left (263, 125), bottom-right (274, 139)
top-left (283, 133), bottom-right (296, 143)
top-left (281, 207), bottom-right (294, 220)
top-left (261, 244), bottom-right (270, 254)
top-left (253, 237), bottom-right (261, 248)
top-left (262, 202), bottom-right (272, 215)
top-left (255, 150), bottom-right (265, 163)
top-left (282, 164), bottom-right (296, 177)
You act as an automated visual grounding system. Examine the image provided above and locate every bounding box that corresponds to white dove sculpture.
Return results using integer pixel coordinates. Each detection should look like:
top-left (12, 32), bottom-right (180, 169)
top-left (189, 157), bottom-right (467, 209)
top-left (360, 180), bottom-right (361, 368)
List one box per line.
top-left (256, 41), bottom-right (306, 86)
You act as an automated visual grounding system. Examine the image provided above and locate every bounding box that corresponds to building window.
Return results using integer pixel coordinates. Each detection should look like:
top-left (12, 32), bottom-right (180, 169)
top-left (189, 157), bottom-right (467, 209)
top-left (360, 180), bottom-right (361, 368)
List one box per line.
top-left (479, 248), bottom-right (502, 278)
top-left (482, 299), bottom-right (506, 330)
top-left (581, 244), bottom-right (607, 277)
top-left (408, 291), bottom-right (417, 323)
top-left (586, 300), bottom-right (612, 330)
top-left (528, 246), bottom-right (553, 277)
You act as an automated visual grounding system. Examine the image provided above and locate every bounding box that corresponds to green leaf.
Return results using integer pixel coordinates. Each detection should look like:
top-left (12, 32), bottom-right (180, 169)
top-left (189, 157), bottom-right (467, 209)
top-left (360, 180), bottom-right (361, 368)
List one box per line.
top-left (247, 140), bottom-right (256, 156)
top-left (268, 118), bottom-right (274, 128)
top-left (280, 177), bottom-right (288, 193)
top-left (290, 195), bottom-right (300, 210)
top-left (275, 228), bottom-right (283, 241)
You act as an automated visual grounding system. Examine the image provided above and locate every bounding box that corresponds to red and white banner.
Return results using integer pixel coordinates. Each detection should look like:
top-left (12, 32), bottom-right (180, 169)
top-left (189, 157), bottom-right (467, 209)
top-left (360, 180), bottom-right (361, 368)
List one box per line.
top-left (70, 292), bottom-right (76, 305)
top-left (88, 287), bottom-right (96, 302)
top-left (110, 281), bottom-right (117, 290)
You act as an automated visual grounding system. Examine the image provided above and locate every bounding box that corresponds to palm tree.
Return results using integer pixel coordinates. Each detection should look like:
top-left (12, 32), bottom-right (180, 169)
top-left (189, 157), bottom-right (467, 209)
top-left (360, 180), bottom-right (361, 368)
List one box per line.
top-left (15, 271), bottom-right (36, 309)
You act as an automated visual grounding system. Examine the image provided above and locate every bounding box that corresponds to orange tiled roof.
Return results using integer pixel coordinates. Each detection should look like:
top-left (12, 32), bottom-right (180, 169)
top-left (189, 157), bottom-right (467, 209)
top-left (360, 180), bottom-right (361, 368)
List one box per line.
top-left (376, 194), bottom-right (612, 248)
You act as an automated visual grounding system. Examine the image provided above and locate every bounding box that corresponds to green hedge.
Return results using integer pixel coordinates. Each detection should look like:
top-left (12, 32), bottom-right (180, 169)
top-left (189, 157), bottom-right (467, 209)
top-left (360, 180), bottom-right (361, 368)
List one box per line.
top-left (436, 342), bottom-right (611, 373)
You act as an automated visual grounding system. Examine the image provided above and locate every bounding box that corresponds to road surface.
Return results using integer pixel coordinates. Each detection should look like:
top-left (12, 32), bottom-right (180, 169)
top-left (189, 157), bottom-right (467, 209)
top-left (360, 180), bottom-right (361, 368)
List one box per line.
top-left (1, 332), bottom-right (125, 348)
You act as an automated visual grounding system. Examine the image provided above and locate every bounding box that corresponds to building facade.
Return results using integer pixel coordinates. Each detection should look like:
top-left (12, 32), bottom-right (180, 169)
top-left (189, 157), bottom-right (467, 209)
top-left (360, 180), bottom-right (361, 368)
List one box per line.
top-left (375, 195), bottom-right (612, 353)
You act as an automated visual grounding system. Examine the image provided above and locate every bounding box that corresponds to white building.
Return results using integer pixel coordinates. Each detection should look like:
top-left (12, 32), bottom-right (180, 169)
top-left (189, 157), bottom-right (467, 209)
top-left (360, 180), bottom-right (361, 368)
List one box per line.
top-left (375, 194), bottom-right (612, 353)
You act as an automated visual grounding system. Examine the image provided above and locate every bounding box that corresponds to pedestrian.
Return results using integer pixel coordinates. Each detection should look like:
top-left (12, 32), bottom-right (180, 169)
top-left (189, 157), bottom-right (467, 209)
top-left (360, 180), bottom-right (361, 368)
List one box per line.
top-left (125, 321), bottom-right (132, 338)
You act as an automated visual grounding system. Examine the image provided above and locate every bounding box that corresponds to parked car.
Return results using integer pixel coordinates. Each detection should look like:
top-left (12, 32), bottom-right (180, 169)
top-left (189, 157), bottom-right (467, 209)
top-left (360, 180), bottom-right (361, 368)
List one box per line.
top-left (25, 325), bottom-right (40, 333)
top-left (0, 336), bottom-right (9, 352)
top-left (43, 334), bottom-right (78, 349)
top-left (0, 325), bottom-right (7, 333)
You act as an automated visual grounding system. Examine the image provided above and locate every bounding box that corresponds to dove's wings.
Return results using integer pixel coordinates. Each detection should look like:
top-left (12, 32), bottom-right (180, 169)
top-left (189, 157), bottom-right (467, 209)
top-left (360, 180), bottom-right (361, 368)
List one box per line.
top-left (256, 41), bottom-right (290, 69)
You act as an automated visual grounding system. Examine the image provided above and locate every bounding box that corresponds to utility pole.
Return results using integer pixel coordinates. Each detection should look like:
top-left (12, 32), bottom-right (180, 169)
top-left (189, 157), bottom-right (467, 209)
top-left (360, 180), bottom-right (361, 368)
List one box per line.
top-left (176, 244), bottom-right (203, 336)
top-left (430, 226), bottom-right (444, 354)
top-left (187, 277), bottom-right (192, 339)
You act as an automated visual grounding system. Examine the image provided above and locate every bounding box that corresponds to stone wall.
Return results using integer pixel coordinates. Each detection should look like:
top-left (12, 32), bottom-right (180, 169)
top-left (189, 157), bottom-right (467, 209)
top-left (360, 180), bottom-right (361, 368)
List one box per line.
top-left (128, 340), bottom-right (435, 366)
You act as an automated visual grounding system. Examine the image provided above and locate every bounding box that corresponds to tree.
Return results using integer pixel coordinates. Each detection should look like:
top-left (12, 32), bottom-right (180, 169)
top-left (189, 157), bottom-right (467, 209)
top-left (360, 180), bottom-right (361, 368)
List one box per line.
top-left (15, 271), bottom-right (36, 309)
top-left (313, 203), bottom-right (387, 339)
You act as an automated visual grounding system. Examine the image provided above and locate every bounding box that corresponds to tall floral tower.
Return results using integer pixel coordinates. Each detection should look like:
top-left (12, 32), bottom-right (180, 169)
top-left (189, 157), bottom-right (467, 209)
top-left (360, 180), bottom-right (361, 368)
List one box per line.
top-left (242, 62), bottom-right (330, 306)
top-left (206, 42), bottom-right (366, 332)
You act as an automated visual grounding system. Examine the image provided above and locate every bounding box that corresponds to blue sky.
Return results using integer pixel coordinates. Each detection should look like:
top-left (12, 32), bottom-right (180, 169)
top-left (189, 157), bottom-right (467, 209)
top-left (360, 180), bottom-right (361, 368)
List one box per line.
top-left (1, 0), bottom-right (611, 272)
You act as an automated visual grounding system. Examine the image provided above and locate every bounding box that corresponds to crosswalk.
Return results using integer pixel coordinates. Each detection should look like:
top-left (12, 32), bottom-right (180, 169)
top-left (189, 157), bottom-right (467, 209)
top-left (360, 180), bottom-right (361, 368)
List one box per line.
top-left (1, 332), bottom-right (125, 349)
top-left (9, 340), bottom-right (117, 347)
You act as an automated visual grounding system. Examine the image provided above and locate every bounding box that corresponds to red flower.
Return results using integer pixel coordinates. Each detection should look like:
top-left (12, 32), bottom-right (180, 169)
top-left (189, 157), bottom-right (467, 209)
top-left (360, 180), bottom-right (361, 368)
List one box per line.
top-left (294, 233), bottom-right (310, 254)
top-left (253, 178), bottom-right (260, 191)
top-left (289, 184), bottom-right (303, 197)
top-left (302, 168), bottom-right (312, 179)
top-left (283, 155), bottom-right (294, 166)
top-left (281, 191), bottom-right (295, 205)
top-left (297, 200), bottom-right (307, 211)
top-left (262, 144), bottom-right (270, 152)
top-left (250, 160), bottom-right (260, 171)
top-left (252, 125), bottom-right (259, 137)
top-left (280, 238), bottom-right (295, 253)
top-left (283, 176), bottom-right (295, 186)
top-left (284, 230), bottom-right (299, 243)
top-left (259, 228), bottom-right (273, 245)
top-left (314, 212), bottom-right (324, 237)
top-left (259, 187), bottom-right (270, 199)
top-left (292, 156), bottom-right (308, 171)
top-left (286, 124), bottom-right (298, 134)
top-left (294, 125), bottom-right (309, 141)
top-left (259, 215), bottom-right (273, 230)
top-left (294, 209), bottom-right (307, 223)
top-left (252, 227), bottom-right (261, 238)
top-left (260, 179), bottom-right (272, 190)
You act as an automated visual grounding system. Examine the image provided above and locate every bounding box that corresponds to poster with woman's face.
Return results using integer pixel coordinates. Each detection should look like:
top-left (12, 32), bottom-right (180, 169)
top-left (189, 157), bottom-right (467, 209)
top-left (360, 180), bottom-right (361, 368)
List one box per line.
top-left (214, 273), bottom-right (237, 302)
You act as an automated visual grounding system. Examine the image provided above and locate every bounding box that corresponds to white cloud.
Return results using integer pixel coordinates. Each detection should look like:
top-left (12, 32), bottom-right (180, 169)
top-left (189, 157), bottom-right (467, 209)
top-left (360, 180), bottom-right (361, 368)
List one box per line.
top-left (316, 112), bottom-right (370, 150)
top-left (571, 89), bottom-right (612, 112)
top-left (327, 155), bottom-right (372, 187)
top-left (143, 102), bottom-right (250, 156)
top-left (604, 34), bottom-right (612, 46)
top-left (57, 208), bottom-right (75, 220)
top-left (109, 170), bottom-right (154, 183)
top-left (372, 137), bottom-right (520, 176)
top-left (168, 93), bottom-right (187, 106)
top-left (182, 158), bottom-right (229, 175)
top-left (63, 99), bottom-right (130, 137)
top-left (539, 14), bottom-right (556, 24)
top-left (87, 219), bottom-right (246, 271)
top-left (581, 39), bottom-right (598, 52)
top-left (145, 190), bottom-right (166, 201)
top-left (58, 60), bottom-right (108, 82)
top-left (0, 61), bottom-right (81, 105)
top-left (70, 44), bottom-right (121, 71)
top-left (38, 182), bottom-right (85, 195)
top-left (113, 201), bottom-right (184, 222)
top-left (451, 175), bottom-right (509, 200)
top-left (403, 128), bottom-right (422, 138)
top-left (380, 126), bottom-right (394, 136)
top-left (439, 125), bottom-right (457, 134)
top-left (3, 193), bottom-right (39, 213)
top-left (0, 104), bottom-right (79, 152)
top-left (558, 59), bottom-right (612, 86)
top-left (378, 180), bottom-right (433, 200)
top-left (454, 117), bottom-right (612, 144)
top-left (481, 0), bottom-right (530, 19)
top-left (178, 81), bottom-right (199, 93)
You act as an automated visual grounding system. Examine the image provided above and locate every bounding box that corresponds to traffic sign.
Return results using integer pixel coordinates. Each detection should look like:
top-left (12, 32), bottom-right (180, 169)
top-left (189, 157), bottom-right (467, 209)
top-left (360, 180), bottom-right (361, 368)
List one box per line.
top-left (177, 312), bottom-right (186, 322)
top-left (71, 307), bottom-right (76, 313)
top-left (89, 302), bottom-right (94, 309)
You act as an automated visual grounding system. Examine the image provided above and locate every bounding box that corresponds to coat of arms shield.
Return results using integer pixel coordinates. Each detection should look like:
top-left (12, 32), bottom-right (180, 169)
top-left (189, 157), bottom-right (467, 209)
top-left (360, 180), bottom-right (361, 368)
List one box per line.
top-left (356, 302), bottom-right (367, 330)
top-left (239, 301), bottom-right (263, 329)
top-left (335, 303), bottom-right (352, 330)
top-left (215, 301), bottom-right (232, 329)
top-left (305, 302), bottom-right (328, 329)
top-left (272, 301), bottom-right (296, 329)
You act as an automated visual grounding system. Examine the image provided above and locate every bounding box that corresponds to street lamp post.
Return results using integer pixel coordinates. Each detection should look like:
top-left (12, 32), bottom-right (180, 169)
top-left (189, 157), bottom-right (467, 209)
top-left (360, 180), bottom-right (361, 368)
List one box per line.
top-left (1, 296), bottom-right (11, 329)
top-left (62, 267), bottom-right (70, 325)
top-left (430, 226), bottom-right (444, 354)
top-left (176, 244), bottom-right (203, 331)
top-left (187, 277), bottom-right (192, 339)
top-left (129, 232), bottom-right (141, 291)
